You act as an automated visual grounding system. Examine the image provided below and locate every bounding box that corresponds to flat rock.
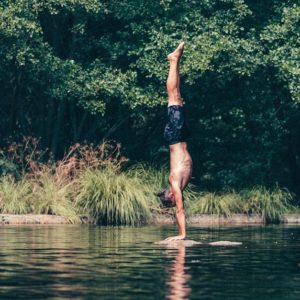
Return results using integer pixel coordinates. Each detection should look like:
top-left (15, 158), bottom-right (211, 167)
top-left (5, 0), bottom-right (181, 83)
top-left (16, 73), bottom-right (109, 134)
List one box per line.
top-left (155, 239), bottom-right (202, 247)
top-left (208, 241), bottom-right (242, 246)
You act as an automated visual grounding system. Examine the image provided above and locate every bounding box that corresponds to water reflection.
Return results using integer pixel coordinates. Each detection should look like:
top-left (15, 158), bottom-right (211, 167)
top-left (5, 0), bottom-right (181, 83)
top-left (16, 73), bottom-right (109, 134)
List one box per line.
top-left (166, 246), bottom-right (191, 300)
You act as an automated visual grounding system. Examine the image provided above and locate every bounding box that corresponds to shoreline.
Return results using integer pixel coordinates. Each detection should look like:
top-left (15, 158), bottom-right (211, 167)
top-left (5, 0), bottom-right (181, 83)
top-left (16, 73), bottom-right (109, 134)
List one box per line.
top-left (1, 214), bottom-right (300, 225)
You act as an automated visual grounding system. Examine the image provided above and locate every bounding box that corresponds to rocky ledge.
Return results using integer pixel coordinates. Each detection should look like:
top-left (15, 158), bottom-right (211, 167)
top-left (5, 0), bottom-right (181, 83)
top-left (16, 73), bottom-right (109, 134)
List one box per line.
top-left (0, 213), bottom-right (300, 225)
top-left (151, 213), bottom-right (300, 225)
top-left (0, 214), bottom-right (71, 225)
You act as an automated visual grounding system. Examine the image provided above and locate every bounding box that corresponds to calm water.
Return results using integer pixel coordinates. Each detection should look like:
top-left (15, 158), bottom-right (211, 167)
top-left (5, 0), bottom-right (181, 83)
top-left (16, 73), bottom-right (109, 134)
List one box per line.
top-left (0, 225), bottom-right (300, 300)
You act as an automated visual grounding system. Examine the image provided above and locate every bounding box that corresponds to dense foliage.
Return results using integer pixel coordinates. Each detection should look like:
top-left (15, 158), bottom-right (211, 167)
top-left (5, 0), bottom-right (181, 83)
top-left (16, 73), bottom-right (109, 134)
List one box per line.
top-left (0, 0), bottom-right (299, 192)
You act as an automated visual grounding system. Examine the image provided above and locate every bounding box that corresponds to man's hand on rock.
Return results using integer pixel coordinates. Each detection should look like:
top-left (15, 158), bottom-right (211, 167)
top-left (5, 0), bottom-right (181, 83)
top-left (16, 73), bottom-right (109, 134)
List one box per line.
top-left (164, 235), bottom-right (186, 242)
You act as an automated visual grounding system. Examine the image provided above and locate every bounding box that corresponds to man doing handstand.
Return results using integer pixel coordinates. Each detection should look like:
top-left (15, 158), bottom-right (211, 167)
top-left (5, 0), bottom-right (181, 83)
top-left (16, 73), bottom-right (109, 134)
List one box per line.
top-left (156, 42), bottom-right (193, 241)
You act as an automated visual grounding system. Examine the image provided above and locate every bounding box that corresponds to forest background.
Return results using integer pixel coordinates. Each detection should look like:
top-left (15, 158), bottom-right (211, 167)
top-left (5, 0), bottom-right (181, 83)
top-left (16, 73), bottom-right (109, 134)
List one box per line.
top-left (0, 0), bottom-right (299, 199)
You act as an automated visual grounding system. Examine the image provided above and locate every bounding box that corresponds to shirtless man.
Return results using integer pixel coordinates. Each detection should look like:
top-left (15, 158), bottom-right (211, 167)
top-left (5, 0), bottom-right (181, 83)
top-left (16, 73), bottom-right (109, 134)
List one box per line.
top-left (156, 42), bottom-right (193, 241)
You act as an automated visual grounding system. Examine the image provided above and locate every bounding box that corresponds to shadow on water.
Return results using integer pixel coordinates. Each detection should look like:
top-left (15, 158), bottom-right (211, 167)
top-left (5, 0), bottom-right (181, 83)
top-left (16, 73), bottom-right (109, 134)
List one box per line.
top-left (0, 225), bottom-right (300, 299)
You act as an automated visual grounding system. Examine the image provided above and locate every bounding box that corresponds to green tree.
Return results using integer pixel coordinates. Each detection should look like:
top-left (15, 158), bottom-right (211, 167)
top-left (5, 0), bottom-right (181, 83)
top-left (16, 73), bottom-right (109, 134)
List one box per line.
top-left (0, 0), bottom-right (299, 192)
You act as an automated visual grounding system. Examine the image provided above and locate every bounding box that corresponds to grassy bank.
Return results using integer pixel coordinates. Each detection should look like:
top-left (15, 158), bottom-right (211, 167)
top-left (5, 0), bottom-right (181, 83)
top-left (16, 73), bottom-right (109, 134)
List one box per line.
top-left (0, 140), bottom-right (297, 224)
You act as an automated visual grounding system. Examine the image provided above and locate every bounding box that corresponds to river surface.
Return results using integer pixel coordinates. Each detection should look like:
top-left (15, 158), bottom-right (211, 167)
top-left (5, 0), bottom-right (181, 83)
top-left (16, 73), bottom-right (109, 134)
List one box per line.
top-left (0, 225), bottom-right (299, 299)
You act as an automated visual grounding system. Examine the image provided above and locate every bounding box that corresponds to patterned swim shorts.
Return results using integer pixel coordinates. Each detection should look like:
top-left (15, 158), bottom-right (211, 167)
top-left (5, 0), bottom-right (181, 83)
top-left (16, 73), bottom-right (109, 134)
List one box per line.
top-left (164, 105), bottom-right (189, 145)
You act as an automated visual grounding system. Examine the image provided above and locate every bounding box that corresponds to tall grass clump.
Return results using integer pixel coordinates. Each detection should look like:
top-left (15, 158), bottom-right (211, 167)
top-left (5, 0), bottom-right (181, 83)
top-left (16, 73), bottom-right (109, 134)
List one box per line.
top-left (31, 173), bottom-right (79, 222)
top-left (189, 191), bottom-right (242, 216)
top-left (189, 186), bottom-right (292, 222)
top-left (75, 167), bottom-right (152, 225)
top-left (240, 186), bottom-right (292, 223)
top-left (126, 164), bottom-right (168, 213)
top-left (0, 176), bottom-right (32, 214)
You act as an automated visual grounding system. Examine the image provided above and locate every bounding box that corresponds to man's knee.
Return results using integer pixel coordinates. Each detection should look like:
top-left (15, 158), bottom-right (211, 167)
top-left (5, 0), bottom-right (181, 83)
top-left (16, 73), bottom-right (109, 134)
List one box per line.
top-left (166, 83), bottom-right (179, 93)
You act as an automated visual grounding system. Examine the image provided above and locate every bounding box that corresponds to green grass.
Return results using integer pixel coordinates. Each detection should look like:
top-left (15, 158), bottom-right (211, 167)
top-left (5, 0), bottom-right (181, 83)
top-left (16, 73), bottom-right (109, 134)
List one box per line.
top-left (126, 164), bottom-right (170, 213)
top-left (239, 186), bottom-right (293, 223)
top-left (287, 205), bottom-right (300, 213)
top-left (188, 191), bottom-right (242, 217)
top-left (31, 173), bottom-right (79, 223)
top-left (75, 167), bottom-right (152, 225)
top-left (0, 176), bottom-right (32, 214)
top-left (0, 160), bottom-right (296, 225)
top-left (76, 164), bottom-right (293, 224)
top-left (188, 186), bottom-right (292, 223)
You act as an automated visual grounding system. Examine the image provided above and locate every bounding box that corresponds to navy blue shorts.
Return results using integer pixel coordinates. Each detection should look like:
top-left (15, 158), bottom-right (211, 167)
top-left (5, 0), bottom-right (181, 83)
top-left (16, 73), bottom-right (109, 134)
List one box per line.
top-left (164, 105), bottom-right (189, 145)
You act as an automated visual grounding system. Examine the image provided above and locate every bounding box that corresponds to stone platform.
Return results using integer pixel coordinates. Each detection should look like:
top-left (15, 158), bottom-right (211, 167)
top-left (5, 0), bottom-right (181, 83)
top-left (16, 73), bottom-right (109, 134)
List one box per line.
top-left (154, 240), bottom-right (243, 247)
top-left (155, 239), bottom-right (202, 247)
top-left (154, 239), bottom-right (242, 247)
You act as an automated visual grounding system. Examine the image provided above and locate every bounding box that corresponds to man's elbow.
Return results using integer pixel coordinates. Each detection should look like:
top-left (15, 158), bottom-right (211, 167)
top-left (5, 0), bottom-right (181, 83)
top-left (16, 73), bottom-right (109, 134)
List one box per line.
top-left (176, 206), bottom-right (184, 216)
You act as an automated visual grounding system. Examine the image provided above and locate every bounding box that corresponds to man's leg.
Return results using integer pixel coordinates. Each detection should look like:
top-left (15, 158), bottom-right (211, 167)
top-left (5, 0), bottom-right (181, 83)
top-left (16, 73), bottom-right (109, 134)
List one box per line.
top-left (166, 42), bottom-right (184, 106)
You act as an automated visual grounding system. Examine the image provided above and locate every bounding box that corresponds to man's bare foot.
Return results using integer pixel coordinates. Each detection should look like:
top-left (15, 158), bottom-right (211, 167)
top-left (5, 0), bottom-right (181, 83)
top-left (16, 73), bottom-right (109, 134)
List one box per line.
top-left (167, 41), bottom-right (185, 62)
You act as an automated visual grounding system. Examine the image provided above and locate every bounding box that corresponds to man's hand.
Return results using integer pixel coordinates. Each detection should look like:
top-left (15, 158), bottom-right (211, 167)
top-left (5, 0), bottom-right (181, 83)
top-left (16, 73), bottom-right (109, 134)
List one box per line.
top-left (164, 235), bottom-right (186, 242)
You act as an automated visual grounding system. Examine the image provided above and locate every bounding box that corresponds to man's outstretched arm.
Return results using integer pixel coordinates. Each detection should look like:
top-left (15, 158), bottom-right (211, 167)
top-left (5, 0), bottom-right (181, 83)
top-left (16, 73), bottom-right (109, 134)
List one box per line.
top-left (165, 184), bottom-right (186, 241)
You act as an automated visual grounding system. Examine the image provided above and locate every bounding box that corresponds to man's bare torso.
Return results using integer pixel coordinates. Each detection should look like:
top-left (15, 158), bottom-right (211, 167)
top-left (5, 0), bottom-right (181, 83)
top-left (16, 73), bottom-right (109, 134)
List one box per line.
top-left (169, 142), bottom-right (192, 190)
